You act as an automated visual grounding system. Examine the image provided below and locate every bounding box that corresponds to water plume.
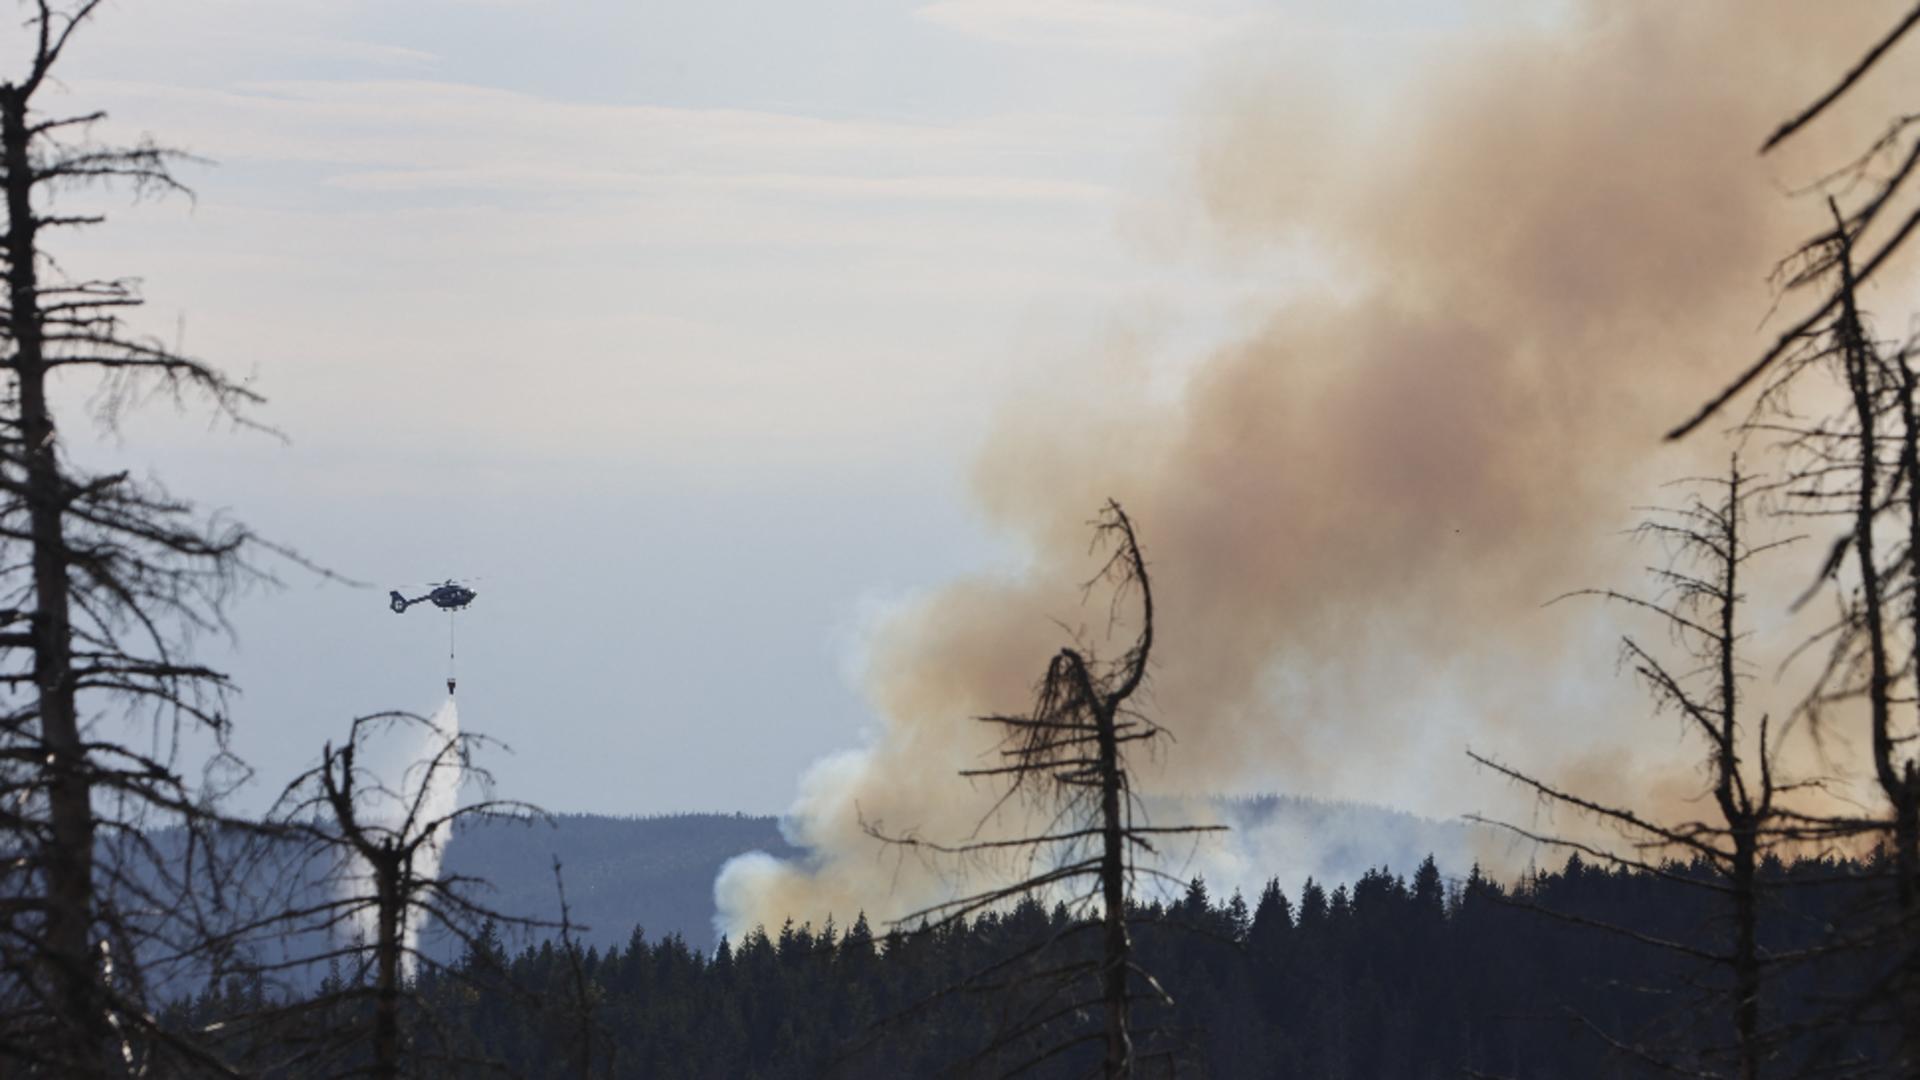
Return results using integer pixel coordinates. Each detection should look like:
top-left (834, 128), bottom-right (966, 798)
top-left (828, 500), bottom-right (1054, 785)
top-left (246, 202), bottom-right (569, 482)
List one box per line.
top-left (340, 696), bottom-right (464, 971)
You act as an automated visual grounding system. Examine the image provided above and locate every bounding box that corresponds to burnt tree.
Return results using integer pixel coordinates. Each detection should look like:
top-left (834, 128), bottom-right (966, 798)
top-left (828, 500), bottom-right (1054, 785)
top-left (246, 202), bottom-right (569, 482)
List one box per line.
top-left (0, 3), bottom-right (292, 1075)
top-left (1669, 3), bottom-right (1920, 443)
top-left (1473, 460), bottom-right (1808, 1078)
top-left (1664, 10), bottom-right (1920, 1068)
top-left (235, 711), bottom-right (550, 1080)
top-left (869, 501), bottom-right (1222, 1078)
top-left (1753, 208), bottom-right (1920, 1073)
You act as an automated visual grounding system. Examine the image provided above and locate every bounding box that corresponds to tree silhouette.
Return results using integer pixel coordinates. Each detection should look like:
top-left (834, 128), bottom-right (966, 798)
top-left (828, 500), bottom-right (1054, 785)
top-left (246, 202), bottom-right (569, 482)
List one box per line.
top-left (1663, 15), bottom-right (1920, 1065)
top-left (237, 711), bottom-right (551, 1079)
top-left (0, 4), bottom-right (303, 1073)
top-left (1668, 4), bottom-right (1920, 442)
top-left (868, 501), bottom-right (1223, 1077)
top-left (1473, 459), bottom-right (1805, 1078)
top-left (1740, 204), bottom-right (1920, 1073)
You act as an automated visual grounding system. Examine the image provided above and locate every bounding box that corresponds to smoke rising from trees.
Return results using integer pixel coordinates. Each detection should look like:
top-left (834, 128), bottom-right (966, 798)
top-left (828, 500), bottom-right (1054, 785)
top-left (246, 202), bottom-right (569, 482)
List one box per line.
top-left (716, 1), bottom-right (1920, 935)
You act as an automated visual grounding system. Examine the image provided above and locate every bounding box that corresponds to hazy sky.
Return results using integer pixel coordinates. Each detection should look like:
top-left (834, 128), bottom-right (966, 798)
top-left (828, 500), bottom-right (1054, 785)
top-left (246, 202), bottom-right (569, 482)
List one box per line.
top-left (22, 0), bottom-right (1556, 815)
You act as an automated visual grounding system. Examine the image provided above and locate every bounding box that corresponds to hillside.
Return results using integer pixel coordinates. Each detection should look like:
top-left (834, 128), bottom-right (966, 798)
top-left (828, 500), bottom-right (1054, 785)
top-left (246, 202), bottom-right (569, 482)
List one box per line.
top-left (426, 796), bottom-right (1490, 955)
top-left (435, 812), bottom-right (800, 953)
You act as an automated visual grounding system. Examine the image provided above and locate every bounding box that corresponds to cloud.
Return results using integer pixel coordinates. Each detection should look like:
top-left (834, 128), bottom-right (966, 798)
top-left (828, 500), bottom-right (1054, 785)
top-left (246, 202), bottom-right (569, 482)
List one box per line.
top-left (916, 0), bottom-right (1235, 54)
top-left (68, 77), bottom-right (1141, 197)
top-left (44, 70), bottom-right (1189, 470)
top-left (207, 32), bottom-right (440, 71)
top-left (325, 166), bottom-right (1116, 204)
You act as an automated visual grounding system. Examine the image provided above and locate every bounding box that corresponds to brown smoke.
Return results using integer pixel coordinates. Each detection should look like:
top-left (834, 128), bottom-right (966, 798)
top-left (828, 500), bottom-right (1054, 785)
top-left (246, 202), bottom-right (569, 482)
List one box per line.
top-left (717, 1), bottom-right (1920, 933)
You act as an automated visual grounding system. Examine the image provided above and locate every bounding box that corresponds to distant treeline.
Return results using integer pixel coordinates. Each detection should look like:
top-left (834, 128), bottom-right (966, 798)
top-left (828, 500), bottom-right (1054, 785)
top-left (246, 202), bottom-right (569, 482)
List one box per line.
top-left (173, 852), bottom-right (1893, 1078)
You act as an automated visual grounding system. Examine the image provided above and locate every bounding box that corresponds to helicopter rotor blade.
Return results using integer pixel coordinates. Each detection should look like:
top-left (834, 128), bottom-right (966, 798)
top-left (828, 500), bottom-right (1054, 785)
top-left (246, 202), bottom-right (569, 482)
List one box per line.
top-left (396, 576), bottom-right (483, 591)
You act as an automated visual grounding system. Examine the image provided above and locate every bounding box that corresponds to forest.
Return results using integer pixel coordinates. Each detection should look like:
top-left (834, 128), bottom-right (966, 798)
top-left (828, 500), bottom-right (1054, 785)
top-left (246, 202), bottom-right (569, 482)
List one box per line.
top-left (169, 854), bottom-right (1899, 1077)
top-left (7, 1), bottom-right (1920, 1078)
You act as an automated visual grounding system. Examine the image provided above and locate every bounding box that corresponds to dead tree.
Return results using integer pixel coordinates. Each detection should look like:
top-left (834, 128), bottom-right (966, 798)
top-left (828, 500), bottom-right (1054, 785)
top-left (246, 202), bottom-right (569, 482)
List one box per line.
top-left (1666, 17), bottom-right (1920, 899)
top-left (225, 711), bottom-right (550, 1080)
top-left (1827, 211), bottom-right (1920, 909)
top-left (1668, 3), bottom-right (1920, 442)
top-left (1665, 14), bottom-right (1920, 1066)
top-left (868, 501), bottom-right (1223, 1078)
top-left (0, 3), bottom-right (298, 1074)
top-left (1472, 460), bottom-right (1808, 1078)
top-left (1740, 209), bottom-right (1920, 1073)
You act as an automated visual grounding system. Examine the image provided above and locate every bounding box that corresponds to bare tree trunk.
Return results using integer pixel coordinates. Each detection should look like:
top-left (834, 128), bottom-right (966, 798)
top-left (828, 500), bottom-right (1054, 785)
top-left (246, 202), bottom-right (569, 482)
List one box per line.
top-left (1479, 459), bottom-right (1789, 1076)
top-left (1717, 468), bottom-right (1762, 1080)
top-left (865, 504), bottom-right (1218, 1075)
top-left (1895, 352), bottom-right (1920, 910)
top-left (1887, 353), bottom-right (1920, 1075)
top-left (1896, 783), bottom-right (1920, 1074)
top-left (271, 715), bottom-right (549, 1076)
top-left (1095, 696), bottom-right (1132, 1080)
top-left (2, 81), bottom-right (102, 1079)
top-left (1838, 241), bottom-right (1898, 869)
top-left (1835, 213), bottom-right (1920, 1072)
top-left (1731, 835), bottom-right (1759, 1080)
top-left (1835, 215), bottom-right (1918, 888)
top-left (374, 848), bottom-right (402, 1080)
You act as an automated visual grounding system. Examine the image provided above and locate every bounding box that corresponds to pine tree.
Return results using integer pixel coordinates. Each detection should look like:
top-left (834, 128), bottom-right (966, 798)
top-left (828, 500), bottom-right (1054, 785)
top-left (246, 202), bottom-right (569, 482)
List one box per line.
top-left (1328, 884), bottom-right (1352, 923)
top-left (1249, 879), bottom-right (1293, 959)
top-left (1181, 876), bottom-right (1212, 921)
top-left (1412, 856), bottom-right (1445, 924)
top-left (1225, 890), bottom-right (1253, 944)
top-left (1298, 879), bottom-right (1329, 932)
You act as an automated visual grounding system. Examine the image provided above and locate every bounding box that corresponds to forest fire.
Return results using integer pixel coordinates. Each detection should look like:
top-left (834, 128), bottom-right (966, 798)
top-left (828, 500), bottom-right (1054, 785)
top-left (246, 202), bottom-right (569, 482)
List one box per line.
top-left (4, 1), bottom-right (1920, 1075)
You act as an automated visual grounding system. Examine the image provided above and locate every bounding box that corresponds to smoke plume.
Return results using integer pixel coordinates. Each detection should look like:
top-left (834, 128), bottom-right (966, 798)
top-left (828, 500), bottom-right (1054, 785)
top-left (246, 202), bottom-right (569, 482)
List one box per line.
top-left (717, 1), bottom-right (1920, 934)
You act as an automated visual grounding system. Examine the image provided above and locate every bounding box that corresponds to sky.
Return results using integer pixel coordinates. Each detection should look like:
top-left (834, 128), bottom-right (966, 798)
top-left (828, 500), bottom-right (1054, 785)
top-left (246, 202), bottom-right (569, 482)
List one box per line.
top-left (9, 0), bottom-right (1553, 817)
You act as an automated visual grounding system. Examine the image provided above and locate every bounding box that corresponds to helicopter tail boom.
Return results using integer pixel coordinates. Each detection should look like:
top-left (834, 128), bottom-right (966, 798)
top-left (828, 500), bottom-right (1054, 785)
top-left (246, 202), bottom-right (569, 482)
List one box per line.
top-left (389, 590), bottom-right (416, 614)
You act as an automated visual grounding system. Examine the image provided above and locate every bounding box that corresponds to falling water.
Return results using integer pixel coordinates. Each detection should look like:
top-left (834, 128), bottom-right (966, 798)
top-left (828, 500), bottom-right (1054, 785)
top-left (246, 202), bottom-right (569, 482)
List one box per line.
top-left (406, 695), bottom-right (462, 963)
top-left (342, 694), bottom-right (463, 974)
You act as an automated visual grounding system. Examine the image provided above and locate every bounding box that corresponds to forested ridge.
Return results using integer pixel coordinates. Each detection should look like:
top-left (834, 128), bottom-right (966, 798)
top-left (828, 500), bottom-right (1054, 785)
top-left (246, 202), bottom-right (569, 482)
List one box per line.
top-left (172, 852), bottom-right (1892, 1078)
top-left (438, 813), bottom-right (798, 955)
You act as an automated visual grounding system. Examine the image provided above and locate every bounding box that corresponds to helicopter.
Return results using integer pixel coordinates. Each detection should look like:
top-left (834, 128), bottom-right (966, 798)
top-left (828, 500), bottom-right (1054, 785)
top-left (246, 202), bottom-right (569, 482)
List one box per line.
top-left (388, 580), bottom-right (478, 614)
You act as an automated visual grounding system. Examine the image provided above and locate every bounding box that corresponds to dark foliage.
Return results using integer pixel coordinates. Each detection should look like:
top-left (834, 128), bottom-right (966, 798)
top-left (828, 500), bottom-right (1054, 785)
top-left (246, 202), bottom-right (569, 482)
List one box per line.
top-left (169, 853), bottom-right (1897, 1079)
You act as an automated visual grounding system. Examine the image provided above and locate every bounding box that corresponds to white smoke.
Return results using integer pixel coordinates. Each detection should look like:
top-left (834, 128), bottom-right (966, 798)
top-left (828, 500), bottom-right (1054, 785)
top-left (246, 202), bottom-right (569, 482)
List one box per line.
top-left (714, 791), bottom-right (1498, 939)
top-left (1183, 797), bottom-right (1500, 907)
